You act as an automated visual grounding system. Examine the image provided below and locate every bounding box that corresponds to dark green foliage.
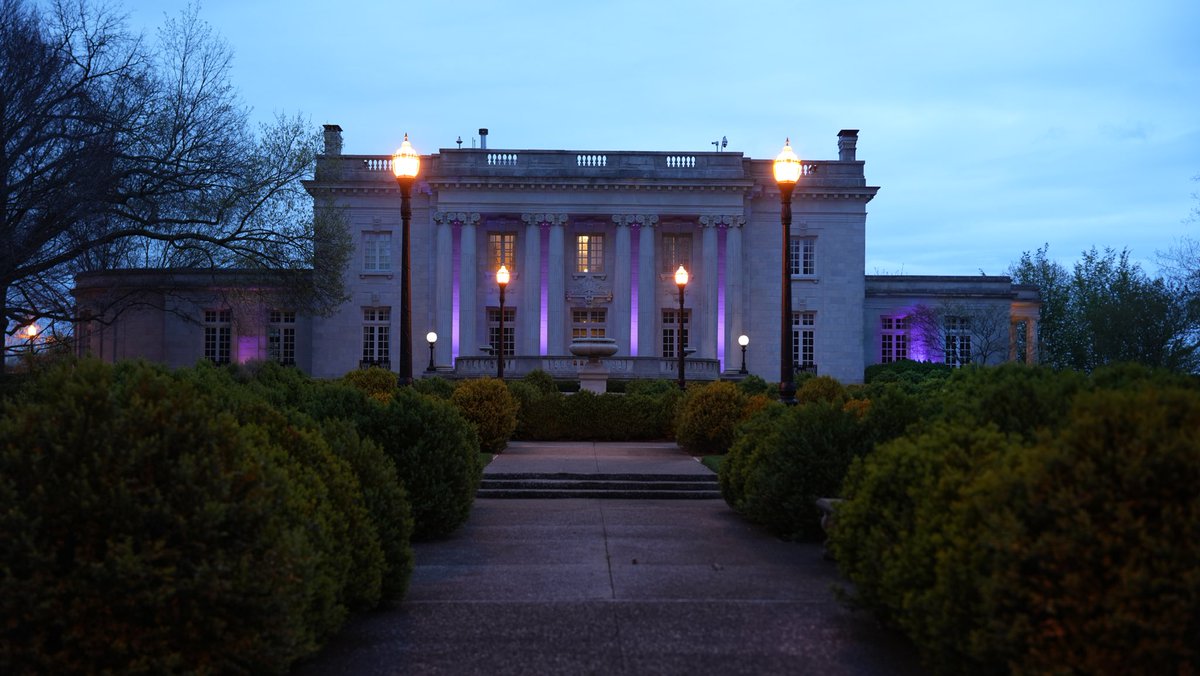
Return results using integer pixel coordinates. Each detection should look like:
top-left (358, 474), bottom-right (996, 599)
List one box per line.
top-left (934, 364), bottom-right (1085, 441)
top-left (521, 369), bottom-right (558, 394)
top-left (508, 385), bottom-right (681, 441)
top-left (795, 375), bottom-right (848, 405)
top-left (735, 374), bottom-right (772, 397)
top-left (340, 366), bottom-right (398, 403)
top-left (451, 378), bottom-right (519, 454)
top-left (625, 379), bottom-right (678, 396)
top-left (413, 375), bottom-right (456, 399)
top-left (318, 420), bottom-right (413, 602)
top-left (722, 400), bottom-right (869, 540)
top-left (0, 360), bottom-right (325, 674)
top-left (675, 381), bottom-right (750, 454)
top-left (832, 377), bottom-right (1200, 674)
top-left (359, 388), bottom-right (483, 540)
top-left (863, 359), bottom-right (953, 386)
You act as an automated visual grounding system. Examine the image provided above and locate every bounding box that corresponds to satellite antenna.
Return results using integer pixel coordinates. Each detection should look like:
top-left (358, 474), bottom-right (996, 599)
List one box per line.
top-left (456, 135), bottom-right (463, 149)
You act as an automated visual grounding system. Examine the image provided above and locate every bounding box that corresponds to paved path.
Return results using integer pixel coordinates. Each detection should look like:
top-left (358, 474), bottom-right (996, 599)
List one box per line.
top-left (293, 442), bottom-right (923, 675)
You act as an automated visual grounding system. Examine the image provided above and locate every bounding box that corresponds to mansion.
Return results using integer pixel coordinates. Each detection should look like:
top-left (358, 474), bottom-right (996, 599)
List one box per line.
top-left (72, 126), bottom-right (1040, 383)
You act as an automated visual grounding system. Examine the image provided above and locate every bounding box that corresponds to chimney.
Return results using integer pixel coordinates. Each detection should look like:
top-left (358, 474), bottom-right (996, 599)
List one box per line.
top-left (837, 129), bottom-right (858, 162)
top-left (479, 128), bottom-right (488, 150)
top-left (322, 124), bottom-right (343, 156)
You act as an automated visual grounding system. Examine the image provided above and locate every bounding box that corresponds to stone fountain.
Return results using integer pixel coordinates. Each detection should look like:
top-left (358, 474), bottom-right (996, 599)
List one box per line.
top-left (568, 337), bottom-right (619, 394)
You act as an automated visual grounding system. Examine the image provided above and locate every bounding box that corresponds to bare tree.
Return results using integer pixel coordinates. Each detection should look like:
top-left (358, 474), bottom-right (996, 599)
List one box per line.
top-left (909, 301), bottom-right (1013, 367)
top-left (1, 0), bottom-right (348, 370)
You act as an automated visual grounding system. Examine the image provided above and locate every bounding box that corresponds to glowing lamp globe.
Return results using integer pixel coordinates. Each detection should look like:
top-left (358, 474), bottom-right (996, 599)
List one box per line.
top-left (773, 138), bottom-right (802, 184)
top-left (392, 134), bottom-right (420, 179)
top-left (674, 265), bottom-right (689, 287)
top-left (738, 334), bottom-right (749, 347)
top-left (496, 265), bottom-right (510, 286)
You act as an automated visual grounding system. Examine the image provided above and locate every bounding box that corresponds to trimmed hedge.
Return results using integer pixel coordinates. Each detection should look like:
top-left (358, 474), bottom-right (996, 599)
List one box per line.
top-left (675, 381), bottom-right (751, 455)
top-left (0, 361), bottom-right (331, 673)
top-left (451, 378), bottom-right (518, 454)
top-left (832, 383), bottom-right (1200, 673)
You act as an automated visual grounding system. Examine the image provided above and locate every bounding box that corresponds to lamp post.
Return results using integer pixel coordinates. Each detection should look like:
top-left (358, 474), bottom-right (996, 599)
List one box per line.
top-left (675, 264), bottom-right (689, 390)
top-left (774, 138), bottom-right (801, 405)
top-left (425, 332), bottom-right (437, 372)
top-left (391, 134), bottom-right (421, 387)
top-left (496, 265), bottom-right (509, 379)
top-left (738, 334), bottom-right (749, 374)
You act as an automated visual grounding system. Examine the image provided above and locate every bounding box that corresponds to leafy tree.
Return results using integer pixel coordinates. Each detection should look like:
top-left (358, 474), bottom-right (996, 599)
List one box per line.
top-left (0, 0), bottom-right (348, 371)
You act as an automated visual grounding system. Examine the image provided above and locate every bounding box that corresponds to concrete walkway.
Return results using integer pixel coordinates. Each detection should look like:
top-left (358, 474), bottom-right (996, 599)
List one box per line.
top-left (293, 442), bottom-right (924, 675)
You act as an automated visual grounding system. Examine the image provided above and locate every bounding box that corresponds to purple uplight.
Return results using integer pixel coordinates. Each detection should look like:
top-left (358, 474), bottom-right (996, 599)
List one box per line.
top-left (630, 226), bottom-right (640, 355)
top-left (451, 222), bottom-right (461, 358)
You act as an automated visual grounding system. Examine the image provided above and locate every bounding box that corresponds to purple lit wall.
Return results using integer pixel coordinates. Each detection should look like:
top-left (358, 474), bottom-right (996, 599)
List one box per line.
top-left (451, 223), bottom-right (461, 358)
top-left (630, 226), bottom-right (640, 355)
top-left (540, 225), bottom-right (549, 354)
top-left (237, 336), bottom-right (260, 363)
top-left (717, 226), bottom-right (727, 369)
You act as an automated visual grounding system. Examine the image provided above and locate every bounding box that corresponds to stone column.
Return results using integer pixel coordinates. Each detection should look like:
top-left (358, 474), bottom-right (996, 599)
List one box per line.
top-left (519, 214), bottom-right (543, 356)
top-left (611, 216), bottom-right (638, 356)
top-left (1008, 320), bottom-right (1019, 363)
top-left (636, 216), bottom-right (660, 357)
top-left (459, 217), bottom-right (478, 356)
top-left (724, 217), bottom-right (745, 370)
top-left (433, 212), bottom-right (474, 366)
top-left (1026, 319), bottom-right (1038, 364)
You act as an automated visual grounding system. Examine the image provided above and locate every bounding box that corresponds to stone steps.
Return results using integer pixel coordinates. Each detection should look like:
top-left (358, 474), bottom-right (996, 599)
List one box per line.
top-left (478, 472), bottom-right (720, 500)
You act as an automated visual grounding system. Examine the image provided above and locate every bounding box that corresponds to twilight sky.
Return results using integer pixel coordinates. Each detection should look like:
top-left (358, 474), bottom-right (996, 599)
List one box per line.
top-left (120, 0), bottom-right (1199, 277)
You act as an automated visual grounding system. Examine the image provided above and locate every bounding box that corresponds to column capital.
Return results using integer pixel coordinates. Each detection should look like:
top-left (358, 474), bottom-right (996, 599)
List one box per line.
top-left (698, 214), bottom-right (746, 229)
top-left (433, 211), bottom-right (479, 225)
top-left (521, 213), bottom-right (569, 227)
top-left (613, 214), bottom-right (660, 228)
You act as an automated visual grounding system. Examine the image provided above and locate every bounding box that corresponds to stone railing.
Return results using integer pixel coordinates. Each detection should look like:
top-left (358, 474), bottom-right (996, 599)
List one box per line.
top-left (450, 355), bottom-right (721, 381)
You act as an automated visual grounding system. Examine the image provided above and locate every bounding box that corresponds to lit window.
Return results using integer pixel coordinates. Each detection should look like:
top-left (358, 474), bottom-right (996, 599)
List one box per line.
top-left (489, 232), bottom-right (517, 272)
top-left (363, 232), bottom-right (392, 272)
top-left (576, 234), bottom-right (605, 273)
top-left (572, 308), bottom-right (607, 339)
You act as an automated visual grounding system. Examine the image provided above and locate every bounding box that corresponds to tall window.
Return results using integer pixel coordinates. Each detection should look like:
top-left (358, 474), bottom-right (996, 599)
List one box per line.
top-left (945, 316), bottom-right (971, 368)
top-left (661, 233), bottom-right (692, 273)
top-left (489, 232), bottom-right (516, 272)
top-left (661, 309), bottom-right (690, 359)
top-left (362, 307), bottom-right (391, 366)
top-left (575, 234), bottom-right (604, 273)
top-left (793, 311), bottom-right (815, 370)
top-left (880, 315), bottom-right (909, 363)
top-left (789, 237), bottom-right (816, 276)
top-left (362, 232), bottom-right (392, 273)
top-left (487, 307), bottom-right (515, 357)
top-left (203, 309), bottom-right (232, 364)
top-left (572, 308), bottom-right (607, 339)
top-left (268, 310), bottom-right (296, 365)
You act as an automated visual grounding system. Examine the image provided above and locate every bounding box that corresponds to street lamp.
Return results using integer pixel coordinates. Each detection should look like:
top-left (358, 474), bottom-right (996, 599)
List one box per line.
top-left (425, 331), bottom-right (437, 372)
top-left (496, 265), bottom-right (510, 379)
top-left (738, 334), bottom-right (749, 374)
top-left (392, 134), bottom-right (421, 387)
top-left (774, 138), bottom-right (802, 405)
top-left (675, 264), bottom-right (689, 390)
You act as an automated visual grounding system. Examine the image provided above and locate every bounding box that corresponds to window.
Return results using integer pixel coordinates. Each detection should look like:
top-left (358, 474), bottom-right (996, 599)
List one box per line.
top-left (880, 315), bottom-right (909, 363)
top-left (661, 309), bottom-right (690, 359)
top-left (488, 232), bottom-right (516, 272)
top-left (268, 310), bottom-right (296, 366)
top-left (362, 232), bottom-right (392, 273)
top-left (793, 311), bottom-right (815, 370)
top-left (789, 237), bottom-right (816, 276)
top-left (572, 308), bottom-right (607, 339)
top-left (575, 234), bottom-right (604, 273)
top-left (487, 307), bottom-right (515, 357)
top-left (661, 233), bottom-right (692, 273)
top-left (945, 316), bottom-right (971, 368)
top-left (203, 309), bottom-right (232, 364)
top-left (362, 307), bottom-right (391, 366)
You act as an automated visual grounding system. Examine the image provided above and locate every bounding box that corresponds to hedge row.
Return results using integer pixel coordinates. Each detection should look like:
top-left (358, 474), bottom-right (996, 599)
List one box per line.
top-left (831, 364), bottom-right (1200, 673)
top-left (0, 359), bottom-right (484, 674)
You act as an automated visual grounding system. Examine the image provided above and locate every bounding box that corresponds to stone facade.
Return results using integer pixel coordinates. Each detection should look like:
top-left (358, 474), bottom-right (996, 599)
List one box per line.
top-left (71, 127), bottom-right (1039, 383)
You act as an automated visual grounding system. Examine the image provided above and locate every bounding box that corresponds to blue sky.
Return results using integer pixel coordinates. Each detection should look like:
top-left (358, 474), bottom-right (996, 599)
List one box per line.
top-left (120, 0), bottom-right (1199, 277)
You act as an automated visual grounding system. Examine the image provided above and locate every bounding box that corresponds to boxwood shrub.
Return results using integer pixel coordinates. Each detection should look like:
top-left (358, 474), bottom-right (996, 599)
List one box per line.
top-left (0, 360), bottom-right (331, 674)
top-left (451, 377), bottom-right (519, 454)
top-left (675, 381), bottom-right (751, 455)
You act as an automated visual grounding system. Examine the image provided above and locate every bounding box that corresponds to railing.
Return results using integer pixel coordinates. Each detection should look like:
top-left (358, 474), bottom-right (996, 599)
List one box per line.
top-left (452, 355), bottom-right (721, 380)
